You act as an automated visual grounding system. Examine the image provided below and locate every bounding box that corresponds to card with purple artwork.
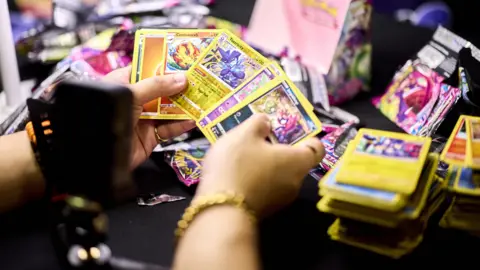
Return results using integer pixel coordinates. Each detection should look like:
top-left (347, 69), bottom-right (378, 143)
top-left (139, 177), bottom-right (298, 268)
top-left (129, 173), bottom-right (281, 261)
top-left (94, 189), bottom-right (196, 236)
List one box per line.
top-left (170, 30), bottom-right (269, 119)
top-left (197, 63), bottom-right (282, 128)
top-left (205, 77), bottom-right (321, 145)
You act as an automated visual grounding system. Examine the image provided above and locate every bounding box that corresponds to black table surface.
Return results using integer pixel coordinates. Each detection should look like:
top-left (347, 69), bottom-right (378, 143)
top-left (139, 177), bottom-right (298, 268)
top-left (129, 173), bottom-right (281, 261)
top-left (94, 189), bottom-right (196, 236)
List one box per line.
top-left (2, 1), bottom-right (479, 269)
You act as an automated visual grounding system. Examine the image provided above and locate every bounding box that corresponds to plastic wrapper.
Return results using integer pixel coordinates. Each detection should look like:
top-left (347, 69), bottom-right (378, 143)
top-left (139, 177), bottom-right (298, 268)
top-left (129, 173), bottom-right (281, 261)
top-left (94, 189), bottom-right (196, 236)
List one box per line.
top-left (325, 0), bottom-right (373, 105)
top-left (85, 51), bottom-right (132, 75)
top-left (137, 193), bottom-right (186, 206)
top-left (309, 122), bottom-right (358, 180)
top-left (164, 145), bottom-right (209, 186)
top-left (204, 16), bottom-right (246, 38)
top-left (374, 26), bottom-right (469, 137)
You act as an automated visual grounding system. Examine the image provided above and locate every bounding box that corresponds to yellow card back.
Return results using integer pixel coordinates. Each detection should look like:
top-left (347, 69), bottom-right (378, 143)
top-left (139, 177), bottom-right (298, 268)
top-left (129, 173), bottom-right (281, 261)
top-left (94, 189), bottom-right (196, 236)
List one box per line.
top-left (204, 76), bottom-right (321, 145)
top-left (170, 30), bottom-right (270, 120)
top-left (336, 129), bottom-right (431, 195)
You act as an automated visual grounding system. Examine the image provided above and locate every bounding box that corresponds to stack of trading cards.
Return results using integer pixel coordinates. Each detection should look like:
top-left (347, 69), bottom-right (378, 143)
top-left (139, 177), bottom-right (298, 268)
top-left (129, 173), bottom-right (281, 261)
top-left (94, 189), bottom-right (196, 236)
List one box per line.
top-left (318, 129), bottom-right (446, 258)
top-left (439, 115), bottom-right (480, 235)
top-left (131, 29), bottom-right (322, 145)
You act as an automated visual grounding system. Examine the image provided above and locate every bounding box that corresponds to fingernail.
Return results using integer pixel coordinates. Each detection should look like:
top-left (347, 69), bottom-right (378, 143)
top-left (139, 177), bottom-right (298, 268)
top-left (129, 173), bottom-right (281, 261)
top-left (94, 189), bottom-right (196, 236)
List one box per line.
top-left (173, 73), bottom-right (187, 85)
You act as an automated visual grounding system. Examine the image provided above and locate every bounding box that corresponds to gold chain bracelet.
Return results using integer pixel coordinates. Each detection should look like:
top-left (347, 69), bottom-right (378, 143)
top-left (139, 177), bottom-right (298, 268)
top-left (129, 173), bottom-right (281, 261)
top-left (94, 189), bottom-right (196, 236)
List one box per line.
top-left (174, 192), bottom-right (256, 240)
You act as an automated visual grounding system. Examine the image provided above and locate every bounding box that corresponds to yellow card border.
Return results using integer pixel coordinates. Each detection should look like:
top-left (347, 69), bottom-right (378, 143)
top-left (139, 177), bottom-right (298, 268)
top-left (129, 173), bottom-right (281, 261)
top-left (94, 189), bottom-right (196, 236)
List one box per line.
top-left (336, 128), bottom-right (432, 195)
top-left (203, 76), bottom-right (321, 145)
top-left (196, 62), bottom-right (285, 137)
top-left (130, 30), bottom-right (145, 84)
top-left (465, 115), bottom-right (480, 168)
top-left (170, 29), bottom-right (270, 120)
top-left (135, 29), bottom-right (221, 120)
top-left (440, 115), bottom-right (467, 166)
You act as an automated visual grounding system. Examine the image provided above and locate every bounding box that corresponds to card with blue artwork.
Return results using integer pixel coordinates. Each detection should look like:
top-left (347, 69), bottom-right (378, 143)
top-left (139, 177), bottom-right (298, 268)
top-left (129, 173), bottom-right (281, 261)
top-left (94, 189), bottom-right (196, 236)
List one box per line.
top-left (170, 30), bottom-right (269, 119)
top-left (205, 76), bottom-right (321, 145)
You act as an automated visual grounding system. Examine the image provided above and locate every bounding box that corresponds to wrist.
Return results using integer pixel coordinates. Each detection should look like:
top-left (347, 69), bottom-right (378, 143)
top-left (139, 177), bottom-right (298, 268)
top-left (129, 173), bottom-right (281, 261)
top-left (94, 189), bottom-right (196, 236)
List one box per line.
top-left (175, 192), bottom-right (257, 240)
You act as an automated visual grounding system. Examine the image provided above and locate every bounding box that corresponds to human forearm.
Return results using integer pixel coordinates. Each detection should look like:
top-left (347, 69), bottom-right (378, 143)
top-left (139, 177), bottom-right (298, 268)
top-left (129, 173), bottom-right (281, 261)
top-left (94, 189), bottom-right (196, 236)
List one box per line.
top-left (173, 205), bottom-right (260, 270)
top-left (0, 131), bottom-right (44, 212)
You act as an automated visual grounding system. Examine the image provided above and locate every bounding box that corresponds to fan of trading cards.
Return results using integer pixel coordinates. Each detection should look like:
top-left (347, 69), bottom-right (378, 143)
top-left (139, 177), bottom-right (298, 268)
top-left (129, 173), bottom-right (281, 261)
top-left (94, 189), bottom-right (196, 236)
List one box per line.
top-left (130, 29), bottom-right (322, 145)
top-left (318, 129), bottom-right (447, 259)
top-left (439, 115), bottom-right (480, 237)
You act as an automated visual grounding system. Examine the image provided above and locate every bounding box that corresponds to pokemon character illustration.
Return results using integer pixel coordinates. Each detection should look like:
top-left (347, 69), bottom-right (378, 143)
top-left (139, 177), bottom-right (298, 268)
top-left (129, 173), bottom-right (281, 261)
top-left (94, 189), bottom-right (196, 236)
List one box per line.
top-left (274, 109), bottom-right (305, 144)
top-left (167, 41), bottom-right (202, 72)
top-left (202, 46), bottom-right (248, 88)
top-left (357, 135), bottom-right (422, 159)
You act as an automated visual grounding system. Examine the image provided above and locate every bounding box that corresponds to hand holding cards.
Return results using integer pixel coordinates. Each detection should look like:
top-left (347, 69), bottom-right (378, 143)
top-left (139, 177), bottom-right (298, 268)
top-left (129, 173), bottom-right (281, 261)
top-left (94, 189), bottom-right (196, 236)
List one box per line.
top-left (131, 29), bottom-right (322, 146)
top-left (318, 129), bottom-right (445, 258)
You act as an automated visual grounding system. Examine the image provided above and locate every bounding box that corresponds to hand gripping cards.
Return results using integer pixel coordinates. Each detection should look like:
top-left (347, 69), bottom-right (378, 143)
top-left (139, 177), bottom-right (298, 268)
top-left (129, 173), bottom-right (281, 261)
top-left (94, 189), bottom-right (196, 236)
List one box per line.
top-left (336, 129), bottom-right (431, 195)
top-left (130, 29), bottom-right (220, 120)
top-left (204, 76), bottom-right (322, 145)
top-left (169, 30), bottom-right (270, 120)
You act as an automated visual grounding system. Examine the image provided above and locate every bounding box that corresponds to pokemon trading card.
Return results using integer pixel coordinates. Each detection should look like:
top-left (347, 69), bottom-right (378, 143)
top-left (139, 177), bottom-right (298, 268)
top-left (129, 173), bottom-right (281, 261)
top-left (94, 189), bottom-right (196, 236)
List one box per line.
top-left (170, 30), bottom-right (270, 120)
top-left (440, 116), bottom-right (467, 166)
top-left (157, 29), bottom-right (220, 120)
top-left (319, 159), bottom-right (407, 212)
top-left (336, 129), bottom-right (431, 195)
top-left (197, 62), bottom-right (282, 130)
top-left (136, 29), bottom-right (220, 120)
top-left (466, 116), bottom-right (480, 168)
top-left (205, 77), bottom-right (321, 145)
top-left (327, 219), bottom-right (417, 259)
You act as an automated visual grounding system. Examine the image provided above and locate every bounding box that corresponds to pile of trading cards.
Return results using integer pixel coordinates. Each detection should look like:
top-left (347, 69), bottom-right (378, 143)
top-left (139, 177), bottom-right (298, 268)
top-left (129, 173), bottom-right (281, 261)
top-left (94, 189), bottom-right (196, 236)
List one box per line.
top-left (439, 115), bottom-right (480, 235)
top-left (318, 129), bottom-right (446, 258)
top-left (131, 29), bottom-right (322, 145)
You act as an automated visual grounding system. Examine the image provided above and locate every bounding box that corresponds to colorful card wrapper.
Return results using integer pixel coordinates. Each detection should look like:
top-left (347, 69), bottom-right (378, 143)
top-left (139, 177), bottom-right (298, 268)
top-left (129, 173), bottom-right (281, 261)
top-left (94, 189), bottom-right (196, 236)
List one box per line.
top-left (374, 26), bottom-right (469, 137)
top-left (309, 122), bottom-right (358, 180)
top-left (247, 0), bottom-right (372, 105)
top-left (247, 0), bottom-right (351, 74)
top-left (164, 146), bottom-right (208, 187)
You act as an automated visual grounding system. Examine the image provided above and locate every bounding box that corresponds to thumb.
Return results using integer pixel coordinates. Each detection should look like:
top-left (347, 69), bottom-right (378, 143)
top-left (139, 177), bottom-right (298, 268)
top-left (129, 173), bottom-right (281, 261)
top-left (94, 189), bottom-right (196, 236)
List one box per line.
top-left (130, 73), bottom-right (187, 105)
top-left (103, 66), bottom-right (132, 84)
top-left (235, 114), bottom-right (271, 139)
top-left (279, 137), bottom-right (325, 171)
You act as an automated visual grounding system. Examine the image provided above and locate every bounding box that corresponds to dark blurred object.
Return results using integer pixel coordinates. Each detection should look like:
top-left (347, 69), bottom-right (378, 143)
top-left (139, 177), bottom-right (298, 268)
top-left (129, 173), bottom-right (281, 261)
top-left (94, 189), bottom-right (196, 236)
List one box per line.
top-left (30, 79), bottom-right (170, 270)
top-left (443, 1), bottom-right (480, 47)
top-left (395, 2), bottom-right (452, 29)
top-left (373, 0), bottom-right (426, 14)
